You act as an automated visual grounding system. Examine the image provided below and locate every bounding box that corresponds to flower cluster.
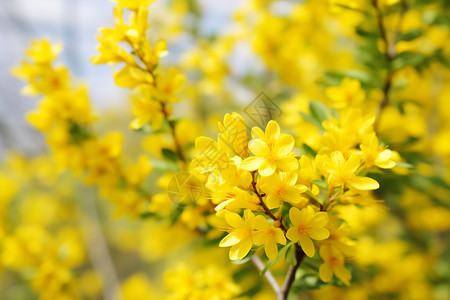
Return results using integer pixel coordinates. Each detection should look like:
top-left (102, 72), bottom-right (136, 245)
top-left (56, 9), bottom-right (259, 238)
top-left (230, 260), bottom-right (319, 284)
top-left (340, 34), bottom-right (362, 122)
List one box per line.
top-left (91, 0), bottom-right (185, 132)
top-left (193, 110), bottom-right (394, 286)
top-left (13, 40), bottom-right (152, 218)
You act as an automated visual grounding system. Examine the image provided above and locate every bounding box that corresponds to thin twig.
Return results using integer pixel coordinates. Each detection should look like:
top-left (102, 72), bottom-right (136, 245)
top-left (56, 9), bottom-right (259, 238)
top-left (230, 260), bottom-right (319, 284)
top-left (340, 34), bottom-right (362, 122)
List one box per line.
top-left (372, 0), bottom-right (408, 130)
top-left (280, 245), bottom-right (304, 300)
top-left (127, 40), bottom-right (187, 165)
top-left (250, 171), bottom-right (287, 232)
top-left (251, 255), bottom-right (282, 295)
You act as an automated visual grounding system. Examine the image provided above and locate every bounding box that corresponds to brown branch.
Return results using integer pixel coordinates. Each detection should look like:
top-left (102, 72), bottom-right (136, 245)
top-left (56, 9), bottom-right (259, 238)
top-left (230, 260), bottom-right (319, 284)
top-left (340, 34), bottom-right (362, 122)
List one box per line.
top-left (251, 171), bottom-right (287, 232)
top-left (372, 0), bottom-right (408, 131)
top-left (126, 39), bottom-right (187, 165)
top-left (280, 245), bottom-right (304, 300)
top-left (251, 255), bottom-right (282, 296)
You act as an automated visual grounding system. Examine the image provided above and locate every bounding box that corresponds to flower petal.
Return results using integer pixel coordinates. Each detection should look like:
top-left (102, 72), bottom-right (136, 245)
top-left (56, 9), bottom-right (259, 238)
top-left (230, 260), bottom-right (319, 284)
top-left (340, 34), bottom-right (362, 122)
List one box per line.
top-left (265, 241), bottom-right (278, 260)
top-left (286, 227), bottom-right (299, 242)
top-left (277, 156), bottom-right (298, 172)
top-left (274, 134), bottom-right (295, 156)
top-left (219, 234), bottom-right (240, 247)
top-left (348, 176), bottom-right (379, 190)
top-left (237, 239), bottom-right (253, 260)
top-left (333, 265), bottom-right (352, 286)
top-left (225, 212), bottom-right (244, 228)
top-left (308, 227), bottom-right (330, 240)
top-left (299, 235), bottom-right (315, 257)
top-left (309, 211), bottom-right (329, 227)
top-left (265, 120), bottom-right (280, 141)
top-left (249, 139), bottom-right (269, 156)
top-left (319, 263), bottom-right (333, 283)
top-left (240, 156), bottom-right (265, 171)
top-left (259, 161), bottom-right (276, 177)
top-left (289, 207), bottom-right (302, 226)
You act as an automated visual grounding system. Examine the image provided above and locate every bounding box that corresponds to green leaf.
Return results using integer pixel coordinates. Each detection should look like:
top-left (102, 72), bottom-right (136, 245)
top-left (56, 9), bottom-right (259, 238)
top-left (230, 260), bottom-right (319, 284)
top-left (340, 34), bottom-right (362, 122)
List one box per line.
top-left (398, 29), bottom-right (423, 41)
top-left (285, 244), bottom-right (297, 266)
top-left (170, 206), bottom-right (184, 225)
top-left (302, 144), bottom-right (317, 157)
top-left (395, 161), bottom-right (414, 169)
top-left (309, 101), bottom-right (329, 125)
top-left (162, 148), bottom-right (178, 162)
top-left (309, 180), bottom-right (328, 190)
top-left (299, 112), bottom-right (323, 129)
top-left (140, 211), bottom-right (158, 219)
top-left (260, 242), bottom-right (294, 275)
top-left (393, 51), bottom-right (426, 70)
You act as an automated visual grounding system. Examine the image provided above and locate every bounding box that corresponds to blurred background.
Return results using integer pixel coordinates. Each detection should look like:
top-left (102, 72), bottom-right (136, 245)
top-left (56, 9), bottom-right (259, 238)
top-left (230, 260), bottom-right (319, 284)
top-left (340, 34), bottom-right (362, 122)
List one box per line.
top-left (0, 0), bottom-right (245, 157)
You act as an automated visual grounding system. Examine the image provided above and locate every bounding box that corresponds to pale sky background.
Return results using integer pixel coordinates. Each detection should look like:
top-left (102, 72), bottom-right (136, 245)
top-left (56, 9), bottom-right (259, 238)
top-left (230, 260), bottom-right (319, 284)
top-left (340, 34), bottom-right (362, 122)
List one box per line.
top-left (0, 0), bottom-right (244, 157)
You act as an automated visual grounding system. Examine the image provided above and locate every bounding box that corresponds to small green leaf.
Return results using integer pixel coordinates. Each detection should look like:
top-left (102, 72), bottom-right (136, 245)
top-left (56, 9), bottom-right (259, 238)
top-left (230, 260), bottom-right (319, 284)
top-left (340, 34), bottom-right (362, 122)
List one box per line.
top-left (170, 206), bottom-right (184, 225)
top-left (162, 148), bottom-right (178, 162)
top-left (299, 112), bottom-right (323, 129)
top-left (309, 180), bottom-right (328, 190)
top-left (393, 51), bottom-right (426, 70)
top-left (395, 161), bottom-right (414, 169)
top-left (285, 244), bottom-right (297, 266)
top-left (261, 242), bottom-right (294, 275)
top-left (398, 29), bottom-right (422, 41)
top-left (309, 101), bottom-right (329, 125)
top-left (302, 144), bottom-right (317, 157)
top-left (140, 211), bottom-right (157, 219)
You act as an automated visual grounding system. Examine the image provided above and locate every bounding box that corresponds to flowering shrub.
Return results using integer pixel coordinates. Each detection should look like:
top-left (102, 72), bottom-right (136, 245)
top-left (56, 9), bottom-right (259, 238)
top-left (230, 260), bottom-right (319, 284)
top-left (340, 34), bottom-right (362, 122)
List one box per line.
top-left (2, 0), bottom-right (450, 299)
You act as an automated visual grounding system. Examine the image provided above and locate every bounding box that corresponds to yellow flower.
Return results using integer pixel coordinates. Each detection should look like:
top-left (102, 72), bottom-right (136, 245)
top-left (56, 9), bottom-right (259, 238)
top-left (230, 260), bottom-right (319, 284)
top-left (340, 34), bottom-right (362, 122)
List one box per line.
top-left (286, 206), bottom-right (330, 257)
top-left (359, 134), bottom-right (396, 169)
top-left (150, 68), bottom-right (186, 103)
top-left (240, 120), bottom-right (298, 176)
top-left (219, 209), bottom-right (255, 260)
top-left (325, 78), bottom-right (365, 109)
top-left (192, 136), bottom-right (229, 173)
top-left (325, 218), bottom-right (355, 256)
top-left (319, 244), bottom-right (351, 286)
top-left (218, 112), bottom-right (249, 158)
top-left (114, 0), bottom-right (155, 10)
top-left (259, 172), bottom-right (308, 209)
top-left (114, 65), bottom-right (153, 88)
top-left (324, 151), bottom-right (379, 190)
top-left (24, 39), bottom-right (63, 64)
top-left (254, 215), bottom-right (286, 260)
top-left (121, 273), bottom-right (156, 300)
top-left (129, 87), bottom-right (164, 130)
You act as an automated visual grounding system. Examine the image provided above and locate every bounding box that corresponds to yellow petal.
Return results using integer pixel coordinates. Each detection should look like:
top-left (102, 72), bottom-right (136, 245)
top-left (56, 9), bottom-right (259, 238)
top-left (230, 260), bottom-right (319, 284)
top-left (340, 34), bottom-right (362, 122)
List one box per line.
top-left (331, 151), bottom-right (345, 167)
top-left (265, 120), bottom-right (280, 141)
top-left (299, 235), bottom-right (315, 257)
top-left (308, 227), bottom-right (330, 240)
top-left (259, 161), bottom-right (276, 177)
top-left (265, 241), bottom-right (278, 260)
top-left (310, 211), bottom-right (329, 227)
top-left (348, 176), bottom-right (379, 190)
top-left (286, 228), bottom-right (299, 243)
top-left (277, 156), bottom-right (298, 171)
top-left (345, 154), bottom-right (362, 174)
top-left (275, 228), bottom-right (286, 245)
top-left (289, 207), bottom-right (302, 226)
top-left (219, 234), bottom-right (240, 247)
top-left (319, 263), bottom-right (333, 282)
top-left (253, 215), bottom-right (269, 230)
top-left (240, 157), bottom-right (265, 171)
top-left (333, 265), bottom-right (352, 286)
top-left (251, 127), bottom-right (265, 140)
top-left (249, 139), bottom-right (269, 156)
top-left (274, 134), bottom-right (295, 156)
top-left (225, 212), bottom-right (244, 228)
top-left (237, 239), bottom-right (253, 260)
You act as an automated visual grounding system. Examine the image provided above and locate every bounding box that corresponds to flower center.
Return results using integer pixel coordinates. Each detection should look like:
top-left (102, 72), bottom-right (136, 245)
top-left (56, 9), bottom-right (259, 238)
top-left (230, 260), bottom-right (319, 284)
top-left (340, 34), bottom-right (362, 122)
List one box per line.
top-left (297, 224), bottom-right (309, 234)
